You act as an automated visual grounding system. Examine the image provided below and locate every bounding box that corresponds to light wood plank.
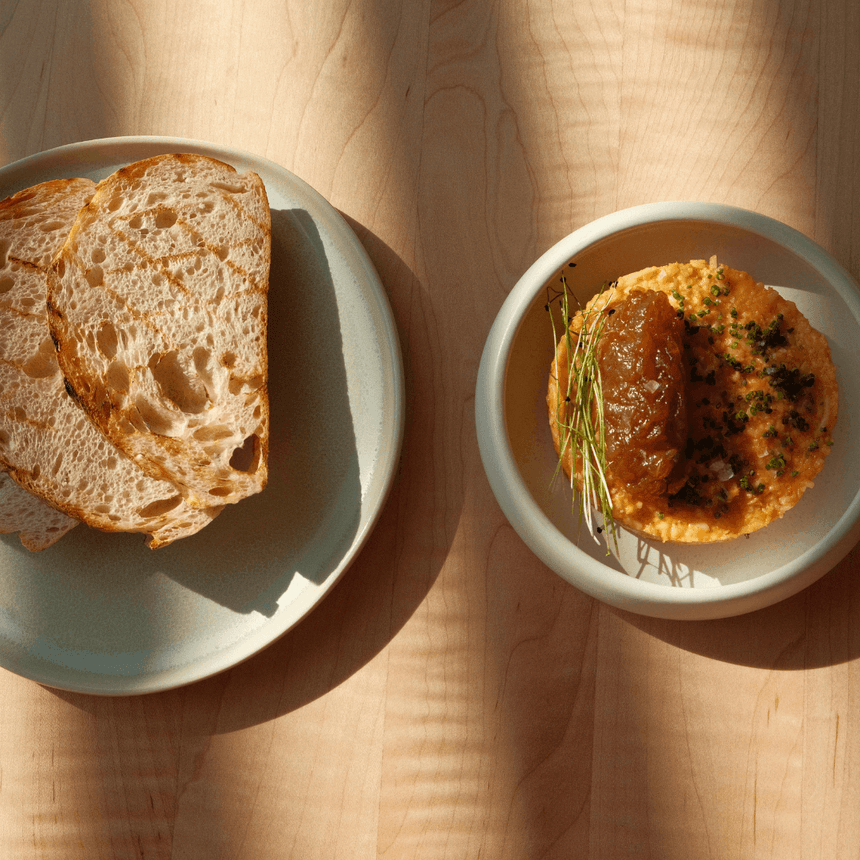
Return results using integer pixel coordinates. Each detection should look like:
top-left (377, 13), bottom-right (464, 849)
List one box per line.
top-left (2, 0), bottom-right (860, 856)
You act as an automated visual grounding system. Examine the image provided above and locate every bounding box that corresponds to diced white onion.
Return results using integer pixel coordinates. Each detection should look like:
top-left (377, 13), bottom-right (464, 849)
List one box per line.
top-left (709, 459), bottom-right (734, 481)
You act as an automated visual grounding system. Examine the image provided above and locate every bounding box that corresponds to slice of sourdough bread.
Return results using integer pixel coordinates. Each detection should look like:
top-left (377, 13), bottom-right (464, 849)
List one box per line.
top-left (0, 177), bottom-right (222, 548)
top-left (0, 469), bottom-right (78, 551)
top-left (47, 154), bottom-right (270, 509)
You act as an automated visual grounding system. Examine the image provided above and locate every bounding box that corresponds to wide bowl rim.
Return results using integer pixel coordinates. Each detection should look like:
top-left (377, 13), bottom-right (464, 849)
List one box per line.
top-left (476, 201), bottom-right (860, 619)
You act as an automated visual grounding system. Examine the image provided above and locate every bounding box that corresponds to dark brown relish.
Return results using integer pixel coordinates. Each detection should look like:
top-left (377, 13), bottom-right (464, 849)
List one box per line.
top-left (597, 290), bottom-right (688, 497)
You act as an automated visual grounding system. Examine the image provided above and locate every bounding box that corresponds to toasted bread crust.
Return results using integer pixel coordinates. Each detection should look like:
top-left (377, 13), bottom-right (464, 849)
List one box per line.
top-left (47, 154), bottom-right (271, 508)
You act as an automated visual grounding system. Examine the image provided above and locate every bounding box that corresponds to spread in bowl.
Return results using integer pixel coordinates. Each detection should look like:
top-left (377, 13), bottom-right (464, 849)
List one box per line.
top-left (547, 258), bottom-right (838, 543)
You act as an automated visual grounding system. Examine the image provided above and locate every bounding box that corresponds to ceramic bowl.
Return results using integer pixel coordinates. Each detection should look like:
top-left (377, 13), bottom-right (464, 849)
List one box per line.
top-left (475, 202), bottom-right (860, 620)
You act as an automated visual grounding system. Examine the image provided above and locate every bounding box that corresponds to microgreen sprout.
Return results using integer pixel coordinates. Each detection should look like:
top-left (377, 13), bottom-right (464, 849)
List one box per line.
top-left (548, 272), bottom-right (618, 550)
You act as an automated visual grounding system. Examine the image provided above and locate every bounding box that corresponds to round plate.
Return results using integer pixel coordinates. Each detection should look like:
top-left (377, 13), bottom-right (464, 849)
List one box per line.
top-left (476, 202), bottom-right (860, 620)
top-left (0, 137), bottom-right (404, 693)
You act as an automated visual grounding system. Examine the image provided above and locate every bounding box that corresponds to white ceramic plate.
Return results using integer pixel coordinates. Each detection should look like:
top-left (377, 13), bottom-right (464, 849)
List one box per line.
top-left (476, 203), bottom-right (860, 620)
top-left (0, 137), bottom-right (404, 693)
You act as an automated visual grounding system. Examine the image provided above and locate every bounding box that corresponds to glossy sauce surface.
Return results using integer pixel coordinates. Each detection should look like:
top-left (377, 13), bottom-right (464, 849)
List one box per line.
top-left (597, 289), bottom-right (688, 497)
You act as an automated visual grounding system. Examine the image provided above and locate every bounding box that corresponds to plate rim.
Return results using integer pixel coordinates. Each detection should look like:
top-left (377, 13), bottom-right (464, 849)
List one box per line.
top-left (0, 135), bottom-right (405, 694)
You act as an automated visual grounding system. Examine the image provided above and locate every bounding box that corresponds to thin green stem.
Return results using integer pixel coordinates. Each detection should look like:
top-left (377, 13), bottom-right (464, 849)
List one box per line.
top-left (549, 275), bottom-right (617, 550)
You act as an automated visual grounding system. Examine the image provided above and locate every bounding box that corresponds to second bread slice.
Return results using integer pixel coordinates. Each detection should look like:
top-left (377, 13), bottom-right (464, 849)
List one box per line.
top-left (47, 154), bottom-right (271, 509)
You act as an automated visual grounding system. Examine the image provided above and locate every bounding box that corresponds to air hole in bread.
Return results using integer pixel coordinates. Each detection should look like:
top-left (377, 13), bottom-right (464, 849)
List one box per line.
top-left (107, 196), bottom-right (123, 212)
top-left (229, 434), bottom-right (260, 473)
top-left (85, 265), bottom-right (104, 288)
top-left (0, 237), bottom-right (10, 268)
top-left (147, 192), bottom-right (167, 205)
top-left (138, 494), bottom-right (183, 518)
top-left (39, 220), bottom-right (66, 233)
top-left (221, 351), bottom-right (236, 369)
top-left (55, 258), bottom-right (66, 277)
top-left (91, 248), bottom-right (106, 264)
top-left (216, 245), bottom-right (229, 261)
top-left (32, 464), bottom-right (41, 479)
top-left (0, 429), bottom-right (9, 447)
top-left (22, 337), bottom-right (59, 379)
top-left (211, 180), bottom-right (246, 194)
top-left (97, 321), bottom-right (119, 359)
top-left (51, 452), bottom-right (63, 475)
top-left (117, 416), bottom-right (138, 435)
top-left (192, 346), bottom-right (216, 394)
top-left (148, 350), bottom-right (208, 414)
top-left (193, 423), bottom-right (233, 442)
top-left (106, 360), bottom-right (130, 394)
top-left (228, 375), bottom-right (263, 395)
top-left (134, 396), bottom-right (180, 436)
top-left (208, 486), bottom-right (233, 497)
top-left (0, 276), bottom-right (13, 294)
top-left (155, 209), bottom-right (178, 230)
top-left (129, 214), bottom-right (143, 229)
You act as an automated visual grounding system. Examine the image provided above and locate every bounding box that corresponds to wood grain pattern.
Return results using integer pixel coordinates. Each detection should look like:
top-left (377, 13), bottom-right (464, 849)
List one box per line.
top-left (2, 0), bottom-right (860, 857)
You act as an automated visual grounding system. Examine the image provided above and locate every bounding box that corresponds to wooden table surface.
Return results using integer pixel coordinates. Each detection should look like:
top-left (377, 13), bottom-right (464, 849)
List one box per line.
top-left (2, 0), bottom-right (860, 857)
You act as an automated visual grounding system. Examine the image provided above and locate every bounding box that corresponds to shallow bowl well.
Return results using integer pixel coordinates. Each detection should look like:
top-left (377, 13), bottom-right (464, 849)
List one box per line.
top-left (475, 202), bottom-right (860, 620)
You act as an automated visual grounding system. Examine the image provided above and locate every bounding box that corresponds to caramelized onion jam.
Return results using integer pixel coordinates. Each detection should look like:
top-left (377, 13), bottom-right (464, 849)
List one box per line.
top-left (598, 289), bottom-right (688, 499)
top-left (547, 259), bottom-right (838, 543)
